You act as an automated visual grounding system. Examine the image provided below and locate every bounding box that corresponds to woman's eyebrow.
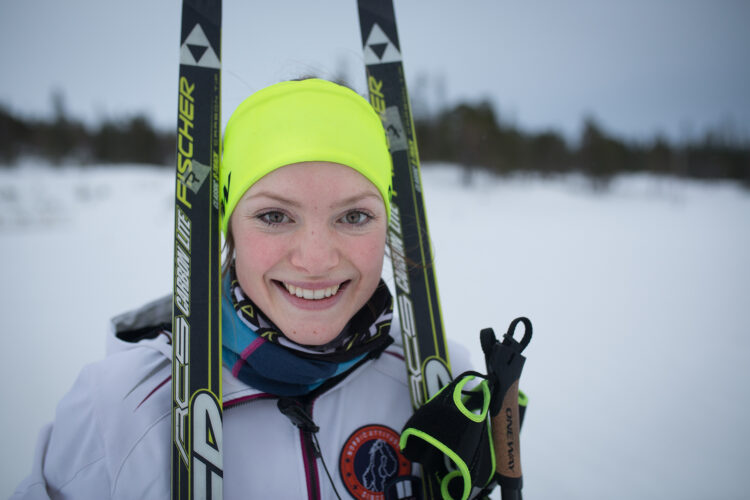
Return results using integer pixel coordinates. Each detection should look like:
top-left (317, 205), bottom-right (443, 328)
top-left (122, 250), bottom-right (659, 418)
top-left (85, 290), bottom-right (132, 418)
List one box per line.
top-left (330, 192), bottom-right (382, 209)
top-left (242, 190), bottom-right (381, 209)
top-left (243, 191), bottom-right (302, 207)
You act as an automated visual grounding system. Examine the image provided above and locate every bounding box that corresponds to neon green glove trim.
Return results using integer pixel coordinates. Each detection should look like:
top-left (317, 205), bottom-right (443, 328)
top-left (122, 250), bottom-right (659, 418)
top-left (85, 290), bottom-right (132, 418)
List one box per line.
top-left (518, 390), bottom-right (528, 407)
top-left (453, 375), bottom-right (490, 423)
top-left (400, 428), bottom-right (471, 500)
top-left (440, 469), bottom-right (464, 500)
top-left (486, 407), bottom-right (496, 477)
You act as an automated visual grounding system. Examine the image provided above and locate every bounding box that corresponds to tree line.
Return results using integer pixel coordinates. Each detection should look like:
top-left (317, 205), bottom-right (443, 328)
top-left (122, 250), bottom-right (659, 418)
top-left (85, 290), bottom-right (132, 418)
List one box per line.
top-left (415, 101), bottom-right (750, 186)
top-left (1, 98), bottom-right (748, 186)
top-left (0, 100), bottom-right (175, 166)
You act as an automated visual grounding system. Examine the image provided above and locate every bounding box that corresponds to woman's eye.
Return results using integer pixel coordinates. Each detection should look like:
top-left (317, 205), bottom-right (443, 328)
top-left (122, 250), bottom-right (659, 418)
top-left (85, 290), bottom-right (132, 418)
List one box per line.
top-left (341, 210), bottom-right (371, 226)
top-left (258, 211), bottom-right (289, 225)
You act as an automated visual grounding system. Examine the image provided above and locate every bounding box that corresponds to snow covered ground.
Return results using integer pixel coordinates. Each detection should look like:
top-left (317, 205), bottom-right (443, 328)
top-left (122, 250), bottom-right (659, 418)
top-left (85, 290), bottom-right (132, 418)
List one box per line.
top-left (1, 162), bottom-right (748, 499)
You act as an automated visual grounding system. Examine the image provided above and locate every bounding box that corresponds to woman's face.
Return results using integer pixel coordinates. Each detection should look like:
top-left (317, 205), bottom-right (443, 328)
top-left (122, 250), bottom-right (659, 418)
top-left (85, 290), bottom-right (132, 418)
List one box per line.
top-left (230, 161), bottom-right (388, 345)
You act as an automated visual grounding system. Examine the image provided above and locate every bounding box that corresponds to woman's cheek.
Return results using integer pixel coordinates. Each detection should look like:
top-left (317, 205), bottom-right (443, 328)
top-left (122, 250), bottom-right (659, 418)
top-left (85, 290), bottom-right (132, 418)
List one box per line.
top-left (234, 230), bottom-right (278, 273)
top-left (244, 234), bottom-right (286, 268)
top-left (357, 236), bottom-right (386, 275)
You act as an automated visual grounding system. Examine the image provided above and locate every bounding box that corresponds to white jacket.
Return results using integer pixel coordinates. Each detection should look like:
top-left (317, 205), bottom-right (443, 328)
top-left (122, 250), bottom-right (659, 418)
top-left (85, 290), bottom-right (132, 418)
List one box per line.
top-left (12, 296), bottom-right (470, 500)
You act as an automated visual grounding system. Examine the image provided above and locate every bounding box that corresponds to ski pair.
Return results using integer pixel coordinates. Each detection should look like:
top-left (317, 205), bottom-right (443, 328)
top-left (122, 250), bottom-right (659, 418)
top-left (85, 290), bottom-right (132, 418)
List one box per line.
top-left (168, 4), bottom-right (446, 493)
top-left (170, 1), bottom-right (523, 499)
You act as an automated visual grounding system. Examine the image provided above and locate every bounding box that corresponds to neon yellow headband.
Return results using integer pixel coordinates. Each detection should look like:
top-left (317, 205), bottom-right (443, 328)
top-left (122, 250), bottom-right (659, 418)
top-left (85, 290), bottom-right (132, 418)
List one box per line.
top-left (220, 78), bottom-right (392, 234)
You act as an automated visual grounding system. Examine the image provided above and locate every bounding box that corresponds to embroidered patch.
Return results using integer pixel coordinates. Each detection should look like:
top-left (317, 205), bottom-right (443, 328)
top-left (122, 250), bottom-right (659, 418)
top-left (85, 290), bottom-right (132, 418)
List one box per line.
top-left (340, 425), bottom-right (411, 499)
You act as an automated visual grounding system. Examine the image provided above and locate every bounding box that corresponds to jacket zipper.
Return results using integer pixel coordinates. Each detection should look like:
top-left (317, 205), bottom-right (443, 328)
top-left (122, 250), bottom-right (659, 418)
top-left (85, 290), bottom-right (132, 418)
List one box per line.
top-left (278, 397), bottom-right (322, 500)
top-left (300, 424), bottom-right (321, 500)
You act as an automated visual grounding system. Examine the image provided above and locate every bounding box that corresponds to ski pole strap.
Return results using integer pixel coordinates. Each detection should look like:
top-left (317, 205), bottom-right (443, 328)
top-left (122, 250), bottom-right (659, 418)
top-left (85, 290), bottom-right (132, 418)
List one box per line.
top-left (399, 372), bottom-right (496, 500)
top-left (480, 318), bottom-right (531, 417)
top-left (481, 317), bottom-right (533, 495)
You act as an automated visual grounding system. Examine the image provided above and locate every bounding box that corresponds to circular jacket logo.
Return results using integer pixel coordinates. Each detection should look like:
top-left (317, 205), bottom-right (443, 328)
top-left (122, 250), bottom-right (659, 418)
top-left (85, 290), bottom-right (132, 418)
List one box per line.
top-left (339, 424), bottom-right (411, 499)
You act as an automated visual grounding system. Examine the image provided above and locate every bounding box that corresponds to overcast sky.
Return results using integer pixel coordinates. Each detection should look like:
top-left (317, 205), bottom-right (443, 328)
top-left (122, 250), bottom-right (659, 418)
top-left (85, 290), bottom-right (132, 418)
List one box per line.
top-left (1, 0), bottom-right (748, 143)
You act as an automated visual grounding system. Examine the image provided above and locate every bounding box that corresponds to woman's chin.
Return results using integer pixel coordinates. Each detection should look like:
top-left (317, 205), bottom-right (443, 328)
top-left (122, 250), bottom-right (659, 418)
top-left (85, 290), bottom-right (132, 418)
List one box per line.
top-left (278, 321), bottom-right (343, 346)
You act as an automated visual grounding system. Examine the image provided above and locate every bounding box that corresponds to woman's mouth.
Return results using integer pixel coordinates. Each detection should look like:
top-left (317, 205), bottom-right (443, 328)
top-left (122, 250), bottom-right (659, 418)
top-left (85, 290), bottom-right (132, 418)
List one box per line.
top-left (275, 280), bottom-right (349, 301)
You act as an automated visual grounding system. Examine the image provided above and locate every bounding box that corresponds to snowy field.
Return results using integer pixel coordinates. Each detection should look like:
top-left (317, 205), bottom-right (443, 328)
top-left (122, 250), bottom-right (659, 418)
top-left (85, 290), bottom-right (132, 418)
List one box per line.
top-left (1, 162), bottom-right (748, 499)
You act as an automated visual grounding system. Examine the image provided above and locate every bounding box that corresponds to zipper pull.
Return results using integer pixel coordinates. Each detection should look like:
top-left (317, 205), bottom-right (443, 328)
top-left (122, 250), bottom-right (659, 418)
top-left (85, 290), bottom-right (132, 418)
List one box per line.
top-left (310, 432), bottom-right (323, 458)
top-left (278, 398), bottom-right (319, 433)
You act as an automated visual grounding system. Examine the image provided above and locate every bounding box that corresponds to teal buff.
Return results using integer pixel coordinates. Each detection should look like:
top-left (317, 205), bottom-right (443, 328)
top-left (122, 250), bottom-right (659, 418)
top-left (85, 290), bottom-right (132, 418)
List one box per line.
top-left (222, 266), bottom-right (394, 396)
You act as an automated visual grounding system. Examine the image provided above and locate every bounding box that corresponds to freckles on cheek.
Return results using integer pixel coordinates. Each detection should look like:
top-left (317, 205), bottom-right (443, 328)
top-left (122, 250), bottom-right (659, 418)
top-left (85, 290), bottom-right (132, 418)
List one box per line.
top-left (235, 233), bottom-right (285, 272)
top-left (253, 239), bottom-right (286, 266)
top-left (355, 237), bottom-right (386, 270)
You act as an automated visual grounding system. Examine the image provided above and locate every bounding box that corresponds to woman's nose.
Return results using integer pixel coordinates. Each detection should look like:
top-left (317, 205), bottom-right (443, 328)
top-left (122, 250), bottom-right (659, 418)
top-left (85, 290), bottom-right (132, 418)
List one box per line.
top-left (288, 226), bottom-right (340, 275)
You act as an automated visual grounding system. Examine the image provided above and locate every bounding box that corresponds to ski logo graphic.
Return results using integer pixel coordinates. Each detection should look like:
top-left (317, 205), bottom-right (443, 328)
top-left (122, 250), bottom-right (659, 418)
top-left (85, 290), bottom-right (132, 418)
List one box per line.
top-left (186, 160), bottom-right (212, 195)
top-left (180, 24), bottom-right (221, 68)
top-left (383, 106), bottom-right (407, 152)
top-left (174, 207), bottom-right (192, 316)
top-left (389, 205), bottom-right (450, 407)
top-left (192, 391), bottom-right (223, 499)
top-left (423, 357), bottom-right (451, 400)
top-left (368, 76), bottom-right (407, 153)
top-left (388, 204), bottom-right (423, 408)
top-left (363, 23), bottom-right (402, 65)
top-left (173, 314), bottom-right (190, 466)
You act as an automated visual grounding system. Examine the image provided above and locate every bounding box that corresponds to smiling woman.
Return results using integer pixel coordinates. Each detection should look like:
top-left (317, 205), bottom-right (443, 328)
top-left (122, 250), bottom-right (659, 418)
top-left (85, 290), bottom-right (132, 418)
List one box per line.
top-left (219, 77), bottom-right (394, 349)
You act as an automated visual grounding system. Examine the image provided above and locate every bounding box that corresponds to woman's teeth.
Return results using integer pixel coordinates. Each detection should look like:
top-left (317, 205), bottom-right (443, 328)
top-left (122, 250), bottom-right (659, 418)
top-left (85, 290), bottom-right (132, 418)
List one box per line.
top-left (283, 283), bottom-right (340, 300)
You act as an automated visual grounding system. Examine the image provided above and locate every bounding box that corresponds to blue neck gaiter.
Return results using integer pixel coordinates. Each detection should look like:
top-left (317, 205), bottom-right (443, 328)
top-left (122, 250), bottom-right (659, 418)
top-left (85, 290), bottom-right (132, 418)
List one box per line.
top-left (221, 267), bottom-right (394, 396)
